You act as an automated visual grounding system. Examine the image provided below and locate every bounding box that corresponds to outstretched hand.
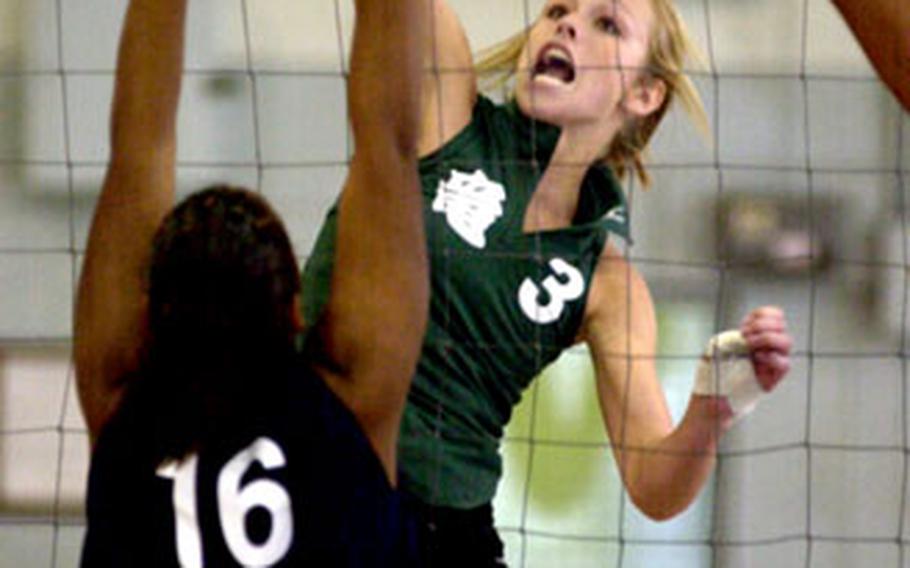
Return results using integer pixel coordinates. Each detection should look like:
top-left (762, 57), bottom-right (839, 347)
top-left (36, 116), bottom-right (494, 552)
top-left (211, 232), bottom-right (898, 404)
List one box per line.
top-left (740, 306), bottom-right (792, 392)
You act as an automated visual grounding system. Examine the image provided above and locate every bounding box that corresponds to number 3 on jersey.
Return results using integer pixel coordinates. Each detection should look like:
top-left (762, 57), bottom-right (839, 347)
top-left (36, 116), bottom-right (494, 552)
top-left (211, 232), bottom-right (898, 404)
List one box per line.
top-left (157, 437), bottom-right (293, 567)
top-left (518, 258), bottom-right (585, 324)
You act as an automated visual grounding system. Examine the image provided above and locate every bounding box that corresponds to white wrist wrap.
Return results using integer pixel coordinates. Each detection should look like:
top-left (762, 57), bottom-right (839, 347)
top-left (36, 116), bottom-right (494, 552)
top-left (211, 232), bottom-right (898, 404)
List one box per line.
top-left (693, 330), bottom-right (765, 419)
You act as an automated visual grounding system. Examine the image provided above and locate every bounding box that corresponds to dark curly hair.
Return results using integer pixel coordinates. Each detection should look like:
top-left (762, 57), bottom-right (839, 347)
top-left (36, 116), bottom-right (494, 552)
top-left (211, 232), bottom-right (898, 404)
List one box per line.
top-left (124, 185), bottom-right (301, 462)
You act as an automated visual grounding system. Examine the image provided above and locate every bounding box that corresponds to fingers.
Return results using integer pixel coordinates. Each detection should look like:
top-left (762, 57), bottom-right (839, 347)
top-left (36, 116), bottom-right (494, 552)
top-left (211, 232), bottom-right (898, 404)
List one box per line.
top-left (740, 306), bottom-right (793, 392)
top-left (741, 306), bottom-right (791, 352)
top-left (741, 306), bottom-right (787, 333)
top-left (751, 350), bottom-right (791, 391)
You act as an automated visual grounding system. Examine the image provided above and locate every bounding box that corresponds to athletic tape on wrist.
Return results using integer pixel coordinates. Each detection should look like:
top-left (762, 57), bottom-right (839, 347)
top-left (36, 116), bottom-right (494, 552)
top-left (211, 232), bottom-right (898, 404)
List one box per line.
top-left (693, 330), bottom-right (765, 419)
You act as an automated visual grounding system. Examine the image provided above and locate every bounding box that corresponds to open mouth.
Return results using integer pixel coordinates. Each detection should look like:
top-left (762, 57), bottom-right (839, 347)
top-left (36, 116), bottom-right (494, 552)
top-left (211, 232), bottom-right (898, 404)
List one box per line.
top-left (533, 45), bottom-right (576, 84)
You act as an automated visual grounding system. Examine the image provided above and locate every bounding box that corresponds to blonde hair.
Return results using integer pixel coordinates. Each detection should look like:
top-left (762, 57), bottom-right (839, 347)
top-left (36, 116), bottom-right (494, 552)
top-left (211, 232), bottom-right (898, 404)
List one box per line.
top-left (475, 0), bottom-right (709, 187)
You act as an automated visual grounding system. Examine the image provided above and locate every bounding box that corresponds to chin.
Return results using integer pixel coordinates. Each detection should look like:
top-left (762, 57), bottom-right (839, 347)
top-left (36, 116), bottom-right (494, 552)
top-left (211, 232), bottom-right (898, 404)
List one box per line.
top-left (516, 90), bottom-right (578, 127)
top-left (515, 86), bottom-right (562, 124)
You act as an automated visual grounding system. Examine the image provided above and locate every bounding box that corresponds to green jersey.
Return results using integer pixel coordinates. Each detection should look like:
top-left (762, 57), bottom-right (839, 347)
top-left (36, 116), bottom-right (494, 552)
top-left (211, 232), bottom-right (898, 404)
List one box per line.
top-left (301, 96), bottom-right (629, 508)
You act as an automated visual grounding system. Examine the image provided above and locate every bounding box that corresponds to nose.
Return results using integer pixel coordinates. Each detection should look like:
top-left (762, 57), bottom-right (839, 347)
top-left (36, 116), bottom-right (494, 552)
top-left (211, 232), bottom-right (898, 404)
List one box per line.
top-left (556, 19), bottom-right (577, 40)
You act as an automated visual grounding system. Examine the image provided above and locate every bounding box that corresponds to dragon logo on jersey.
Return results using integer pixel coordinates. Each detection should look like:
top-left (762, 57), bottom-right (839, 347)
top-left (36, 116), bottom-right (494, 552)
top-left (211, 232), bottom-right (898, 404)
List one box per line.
top-left (432, 169), bottom-right (506, 249)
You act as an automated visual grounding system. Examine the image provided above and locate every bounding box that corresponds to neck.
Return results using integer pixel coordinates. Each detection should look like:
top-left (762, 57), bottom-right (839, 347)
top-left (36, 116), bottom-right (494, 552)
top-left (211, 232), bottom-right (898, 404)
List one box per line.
top-left (523, 160), bottom-right (588, 232)
top-left (517, 101), bottom-right (626, 231)
top-left (522, 125), bottom-right (616, 232)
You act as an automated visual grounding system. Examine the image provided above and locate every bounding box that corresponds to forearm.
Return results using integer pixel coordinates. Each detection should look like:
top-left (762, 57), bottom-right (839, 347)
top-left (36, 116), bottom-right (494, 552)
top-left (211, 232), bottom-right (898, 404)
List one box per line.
top-left (110, 0), bottom-right (187, 157)
top-left (96, 0), bottom-right (187, 227)
top-left (831, 0), bottom-right (910, 110)
top-left (621, 396), bottom-right (730, 520)
top-left (348, 0), bottom-right (424, 157)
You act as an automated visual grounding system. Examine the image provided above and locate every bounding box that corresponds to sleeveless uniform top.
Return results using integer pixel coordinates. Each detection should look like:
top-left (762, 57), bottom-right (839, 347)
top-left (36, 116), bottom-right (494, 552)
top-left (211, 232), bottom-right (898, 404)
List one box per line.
top-left (301, 96), bottom-right (629, 508)
top-left (80, 355), bottom-right (417, 567)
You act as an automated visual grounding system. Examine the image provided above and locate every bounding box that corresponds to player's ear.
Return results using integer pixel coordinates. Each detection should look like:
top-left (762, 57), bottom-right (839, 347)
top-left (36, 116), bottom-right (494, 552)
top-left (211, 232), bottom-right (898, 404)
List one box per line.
top-left (623, 75), bottom-right (667, 119)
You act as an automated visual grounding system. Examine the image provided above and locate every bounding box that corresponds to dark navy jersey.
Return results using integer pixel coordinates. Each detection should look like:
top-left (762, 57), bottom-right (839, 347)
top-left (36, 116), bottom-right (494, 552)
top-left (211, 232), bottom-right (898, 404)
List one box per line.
top-left (81, 355), bottom-right (417, 567)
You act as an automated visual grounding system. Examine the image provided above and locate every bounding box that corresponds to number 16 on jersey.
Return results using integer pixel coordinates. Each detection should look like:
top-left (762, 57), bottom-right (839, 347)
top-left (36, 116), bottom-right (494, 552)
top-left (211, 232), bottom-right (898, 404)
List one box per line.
top-left (156, 437), bottom-right (294, 567)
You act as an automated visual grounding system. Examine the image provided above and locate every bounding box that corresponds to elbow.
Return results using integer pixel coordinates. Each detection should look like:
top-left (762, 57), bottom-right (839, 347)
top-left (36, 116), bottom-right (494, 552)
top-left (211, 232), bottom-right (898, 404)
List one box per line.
top-left (348, 62), bottom-right (422, 160)
top-left (630, 498), bottom-right (687, 523)
top-left (626, 485), bottom-right (695, 522)
top-left (349, 101), bottom-right (421, 162)
top-left (636, 502), bottom-right (686, 523)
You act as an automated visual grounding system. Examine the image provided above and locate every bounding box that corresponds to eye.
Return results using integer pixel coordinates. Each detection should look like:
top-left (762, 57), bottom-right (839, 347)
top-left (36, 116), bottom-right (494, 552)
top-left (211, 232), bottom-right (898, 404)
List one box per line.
top-left (595, 15), bottom-right (621, 36)
top-left (546, 4), bottom-right (569, 20)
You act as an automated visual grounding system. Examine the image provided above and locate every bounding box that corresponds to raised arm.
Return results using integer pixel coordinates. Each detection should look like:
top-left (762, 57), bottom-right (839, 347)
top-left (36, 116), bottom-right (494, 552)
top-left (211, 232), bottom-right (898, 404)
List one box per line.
top-left (74, 0), bottom-right (187, 444)
top-left (314, 0), bottom-right (429, 479)
top-left (583, 248), bottom-right (791, 519)
top-left (418, 0), bottom-right (477, 156)
top-left (832, 0), bottom-right (910, 111)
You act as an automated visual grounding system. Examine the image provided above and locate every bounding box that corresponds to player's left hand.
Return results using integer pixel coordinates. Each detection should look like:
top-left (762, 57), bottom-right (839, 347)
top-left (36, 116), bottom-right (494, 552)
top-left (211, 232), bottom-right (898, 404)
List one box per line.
top-left (740, 306), bottom-right (792, 393)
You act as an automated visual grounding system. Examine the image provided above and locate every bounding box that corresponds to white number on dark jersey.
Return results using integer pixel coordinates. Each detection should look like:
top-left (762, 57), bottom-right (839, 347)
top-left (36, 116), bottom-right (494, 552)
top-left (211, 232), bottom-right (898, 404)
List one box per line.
top-left (157, 437), bottom-right (293, 567)
top-left (518, 258), bottom-right (585, 324)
